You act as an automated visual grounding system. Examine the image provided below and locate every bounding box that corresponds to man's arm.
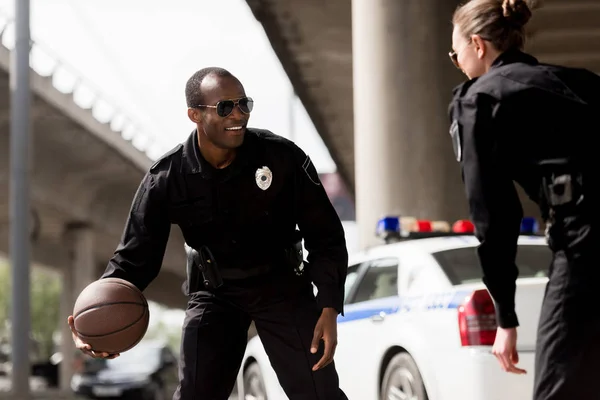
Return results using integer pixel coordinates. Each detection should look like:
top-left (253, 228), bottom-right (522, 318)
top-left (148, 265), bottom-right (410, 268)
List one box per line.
top-left (457, 96), bottom-right (523, 329)
top-left (292, 148), bottom-right (348, 315)
top-left (101, 172), bottom-right (171, 292)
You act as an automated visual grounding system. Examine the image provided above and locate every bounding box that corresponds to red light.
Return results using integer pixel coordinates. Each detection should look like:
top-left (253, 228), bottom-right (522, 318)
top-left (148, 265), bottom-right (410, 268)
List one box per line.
top-left (458, 289), bottom-right (497, 346)
top-left (415, 220), bottom-right (432, 232)
top-left (453, 220), bottom-right (475, 233)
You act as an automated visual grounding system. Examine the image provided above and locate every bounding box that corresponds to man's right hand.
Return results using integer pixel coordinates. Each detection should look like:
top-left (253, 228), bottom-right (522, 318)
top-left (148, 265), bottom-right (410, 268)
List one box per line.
top-left (67, 316), bottom-right (119, 359)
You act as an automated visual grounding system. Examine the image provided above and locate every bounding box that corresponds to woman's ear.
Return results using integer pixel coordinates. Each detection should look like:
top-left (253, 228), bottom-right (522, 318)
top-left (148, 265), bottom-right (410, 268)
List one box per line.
top-left (471, 34), bottom-right (487, 60)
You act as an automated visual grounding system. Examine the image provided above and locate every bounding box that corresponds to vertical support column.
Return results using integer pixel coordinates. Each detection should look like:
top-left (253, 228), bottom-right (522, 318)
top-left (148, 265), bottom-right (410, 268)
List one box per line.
top-left (59, 265), bottom-right (74, 392)
top-left (59, 223), bottom-right (96, 392)
top-left (352, 0), bottom-right (466, 249)
top-left (9, 0), bottom-right (31, 397)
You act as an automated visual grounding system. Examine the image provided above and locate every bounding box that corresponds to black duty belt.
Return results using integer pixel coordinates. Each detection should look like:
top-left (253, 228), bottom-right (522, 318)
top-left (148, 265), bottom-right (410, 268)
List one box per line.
top-left (218, 263), bottom-right (277, 280)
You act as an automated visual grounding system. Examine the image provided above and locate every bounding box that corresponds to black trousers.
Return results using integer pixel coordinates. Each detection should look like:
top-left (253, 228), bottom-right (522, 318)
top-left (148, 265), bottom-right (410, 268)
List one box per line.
top-left (534, 250), bottom-right (600, 400)
top-left (172, 267), bottom-right (348, 400)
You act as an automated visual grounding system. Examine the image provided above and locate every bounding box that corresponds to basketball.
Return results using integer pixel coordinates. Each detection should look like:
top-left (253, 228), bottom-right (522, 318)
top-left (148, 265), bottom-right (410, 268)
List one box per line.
top-left (72, 277), bottom-right (150, 354)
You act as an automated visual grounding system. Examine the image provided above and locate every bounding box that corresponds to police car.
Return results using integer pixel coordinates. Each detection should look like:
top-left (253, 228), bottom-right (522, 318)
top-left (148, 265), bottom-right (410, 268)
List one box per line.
top-left (234, 215), bottom-right (552, 400)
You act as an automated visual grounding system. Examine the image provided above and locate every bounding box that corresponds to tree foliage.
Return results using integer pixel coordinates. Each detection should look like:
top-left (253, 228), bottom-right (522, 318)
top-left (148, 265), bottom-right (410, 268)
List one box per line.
top-left (0, 260), bottom-right (62, 361)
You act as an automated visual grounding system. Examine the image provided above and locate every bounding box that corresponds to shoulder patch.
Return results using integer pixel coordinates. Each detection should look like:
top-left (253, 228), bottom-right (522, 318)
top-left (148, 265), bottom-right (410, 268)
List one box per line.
top-left (449, 119), bottom-right (462, 162)
top-left (302, 156), bottom-right (321, 186)
top-left (150, 143), bottom-right (183, 172)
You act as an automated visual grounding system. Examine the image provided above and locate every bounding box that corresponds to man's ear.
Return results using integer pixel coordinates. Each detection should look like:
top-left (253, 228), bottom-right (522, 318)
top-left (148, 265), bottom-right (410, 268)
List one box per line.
top-left (187, 107), bottom-right (202, 124)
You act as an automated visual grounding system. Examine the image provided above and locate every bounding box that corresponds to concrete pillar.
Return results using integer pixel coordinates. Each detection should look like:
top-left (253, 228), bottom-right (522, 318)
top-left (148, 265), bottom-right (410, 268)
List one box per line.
top-left (352, 0), bottom-right (467, 249)
top-left (59, 224), bottom-right (96, 392)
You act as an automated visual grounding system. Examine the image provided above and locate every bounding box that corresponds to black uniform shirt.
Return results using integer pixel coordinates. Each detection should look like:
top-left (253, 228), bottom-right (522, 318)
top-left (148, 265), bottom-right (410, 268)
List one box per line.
top-left (102, 128), bottom-right (349, 314)
top-left (448, 49), bottom-right (600, 328)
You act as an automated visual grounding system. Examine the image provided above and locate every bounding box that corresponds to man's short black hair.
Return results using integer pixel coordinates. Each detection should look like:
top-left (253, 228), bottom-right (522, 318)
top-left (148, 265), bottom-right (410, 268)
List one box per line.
top-left (185, 67), bottom-right (235, 107)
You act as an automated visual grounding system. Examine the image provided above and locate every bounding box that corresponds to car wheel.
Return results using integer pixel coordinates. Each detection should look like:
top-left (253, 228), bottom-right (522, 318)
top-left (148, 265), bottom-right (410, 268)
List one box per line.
top-left (381, 352), bottom-right (428, 400)
top-left (243, 362), bottom-right (268, 400)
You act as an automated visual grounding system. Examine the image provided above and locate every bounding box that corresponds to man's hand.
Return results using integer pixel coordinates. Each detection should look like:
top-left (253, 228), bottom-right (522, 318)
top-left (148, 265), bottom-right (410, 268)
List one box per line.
top-left (492, 327), bottom-right (526, 374)
top-left (67, 316), bottom-right (119, 359)
top-left (310, 307), bottom-right (338, 371)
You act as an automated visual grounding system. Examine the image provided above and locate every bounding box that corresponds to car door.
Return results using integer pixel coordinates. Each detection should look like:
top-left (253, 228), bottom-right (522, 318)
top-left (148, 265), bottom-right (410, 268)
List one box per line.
top-left (336, 257), bottom-right (400, 399)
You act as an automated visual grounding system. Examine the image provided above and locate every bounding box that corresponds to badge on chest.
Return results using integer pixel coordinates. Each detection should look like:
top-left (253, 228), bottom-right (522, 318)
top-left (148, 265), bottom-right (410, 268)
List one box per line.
top-left (449, 119), bottom-right (462, 162)
top-left (255, 166), bottom-right (273, 190)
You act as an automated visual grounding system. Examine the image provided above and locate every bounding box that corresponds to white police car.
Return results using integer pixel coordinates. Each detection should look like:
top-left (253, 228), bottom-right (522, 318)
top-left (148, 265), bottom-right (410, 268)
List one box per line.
top-left (234, 216), bottom-right (552, 400)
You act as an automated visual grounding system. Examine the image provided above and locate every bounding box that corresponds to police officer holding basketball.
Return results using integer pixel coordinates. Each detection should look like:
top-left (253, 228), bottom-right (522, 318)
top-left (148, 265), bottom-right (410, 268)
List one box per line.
top-left (448, 1), bottom-right (600, 399)
top-left (68, 67), bottom-right (349, 400)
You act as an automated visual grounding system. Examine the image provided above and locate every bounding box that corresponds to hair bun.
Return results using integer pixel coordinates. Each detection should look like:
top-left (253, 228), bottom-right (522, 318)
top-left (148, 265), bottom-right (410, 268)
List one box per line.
top-left (502, 0), bottom-right (532, 27)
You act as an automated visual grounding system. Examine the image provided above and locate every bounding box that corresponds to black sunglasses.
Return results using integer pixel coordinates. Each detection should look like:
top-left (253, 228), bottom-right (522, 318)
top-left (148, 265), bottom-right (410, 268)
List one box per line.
top-left (448, 38), bottom-right (473, 69)
top-left (193, 96), bottom-right (254, 118)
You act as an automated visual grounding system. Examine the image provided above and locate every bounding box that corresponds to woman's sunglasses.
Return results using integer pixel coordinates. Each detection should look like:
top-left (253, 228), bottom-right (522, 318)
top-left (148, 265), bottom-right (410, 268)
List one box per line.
top-left (193, 96), bottom-right (254, 118)
top-left (448, 39), bottom-right (472, 69)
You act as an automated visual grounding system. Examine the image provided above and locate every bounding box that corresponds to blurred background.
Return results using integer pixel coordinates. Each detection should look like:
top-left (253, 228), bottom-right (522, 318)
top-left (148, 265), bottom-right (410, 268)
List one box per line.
top-left (0, 0), bottom-right (597, 398)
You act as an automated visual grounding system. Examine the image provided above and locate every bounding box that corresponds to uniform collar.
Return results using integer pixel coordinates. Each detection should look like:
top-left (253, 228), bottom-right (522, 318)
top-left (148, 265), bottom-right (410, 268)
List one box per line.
top-left (451, 49), bottom-right (538, 98)
top-left (490, 48), bottom-right (538, 69)
top-left (180, 128), bottom-right (255, 179)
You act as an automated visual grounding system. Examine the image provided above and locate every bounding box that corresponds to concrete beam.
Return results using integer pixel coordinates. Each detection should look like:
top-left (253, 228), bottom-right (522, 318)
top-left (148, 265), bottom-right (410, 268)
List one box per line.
top-left (0, 41), bottom-right (153, 173)
top-left (245, 0), bottom-right (355, 193)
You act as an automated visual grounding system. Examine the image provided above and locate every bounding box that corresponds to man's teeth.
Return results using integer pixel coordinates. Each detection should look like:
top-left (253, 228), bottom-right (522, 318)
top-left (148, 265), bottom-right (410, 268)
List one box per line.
top-left (225, 126), bottom-right (243, 131)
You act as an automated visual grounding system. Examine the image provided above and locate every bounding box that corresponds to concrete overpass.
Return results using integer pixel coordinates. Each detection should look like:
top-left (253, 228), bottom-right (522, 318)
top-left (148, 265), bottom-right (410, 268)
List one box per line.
top-left (245, 0), bottom-right (600, 247)
top-left (0, 15), bottom-right (188, 393)
top-left (0, 17), bottom-right (188, 307)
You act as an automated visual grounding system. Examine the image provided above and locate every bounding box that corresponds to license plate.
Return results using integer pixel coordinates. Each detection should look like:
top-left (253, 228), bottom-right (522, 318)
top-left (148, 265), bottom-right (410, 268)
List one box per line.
top-left (92, 386), bottom-right (123, 397)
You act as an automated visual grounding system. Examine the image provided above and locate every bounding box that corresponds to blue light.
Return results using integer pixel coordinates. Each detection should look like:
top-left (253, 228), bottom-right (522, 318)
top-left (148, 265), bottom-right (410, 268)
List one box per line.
top-left (376, 216), bottom-right (400, 237)
top-left (520, 217), bottom-right (539, 234)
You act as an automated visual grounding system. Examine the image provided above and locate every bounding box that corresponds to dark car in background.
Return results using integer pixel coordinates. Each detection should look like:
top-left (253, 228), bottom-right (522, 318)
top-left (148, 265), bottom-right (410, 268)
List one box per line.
top-left (71, 340), bottom-right (178, 400)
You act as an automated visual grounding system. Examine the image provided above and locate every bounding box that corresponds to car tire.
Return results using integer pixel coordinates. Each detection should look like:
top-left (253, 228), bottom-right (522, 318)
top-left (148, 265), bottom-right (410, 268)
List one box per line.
top-left (381, 352), bottom-right (428, 400)
top-left (145, 381), bottom-right (166, 400)
top-left (243, 362), bottom-right (268, 400)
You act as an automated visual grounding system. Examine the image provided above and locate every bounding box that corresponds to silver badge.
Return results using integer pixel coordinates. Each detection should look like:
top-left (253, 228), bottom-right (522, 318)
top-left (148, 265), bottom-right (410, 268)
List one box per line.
top-left (255, 166), bottom-right (273, 190)
top-left (449, 119), bottom-right (462, 162)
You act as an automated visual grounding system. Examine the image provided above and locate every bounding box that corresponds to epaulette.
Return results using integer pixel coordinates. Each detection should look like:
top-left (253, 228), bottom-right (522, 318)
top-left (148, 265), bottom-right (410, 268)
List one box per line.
top-left (248, 127), bottom-right (295, 147)
top-left (150, 143), bottom-right (183, 172)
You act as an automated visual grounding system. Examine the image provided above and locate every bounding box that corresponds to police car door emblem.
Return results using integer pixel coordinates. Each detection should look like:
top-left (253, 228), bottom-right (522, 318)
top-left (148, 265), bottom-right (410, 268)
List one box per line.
top-left (255, 166), bottom-right (273, 190)
top-left (449, 119), bottom-right (462, 162)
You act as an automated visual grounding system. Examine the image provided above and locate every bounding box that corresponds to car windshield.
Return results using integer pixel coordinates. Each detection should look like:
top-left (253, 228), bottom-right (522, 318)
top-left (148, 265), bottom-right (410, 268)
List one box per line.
top-left (432, 244), bottom-right (552, 285)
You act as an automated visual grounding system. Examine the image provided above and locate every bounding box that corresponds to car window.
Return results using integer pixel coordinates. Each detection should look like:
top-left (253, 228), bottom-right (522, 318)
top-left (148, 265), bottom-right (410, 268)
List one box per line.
top-left (349, 258), bottom-right (398, 304)
top-left (405, 263), bottom-right (447, 296)
top-left (344, 263), bottom-right (362, 303)
top-left (431, 244), bottom-right (552, 285)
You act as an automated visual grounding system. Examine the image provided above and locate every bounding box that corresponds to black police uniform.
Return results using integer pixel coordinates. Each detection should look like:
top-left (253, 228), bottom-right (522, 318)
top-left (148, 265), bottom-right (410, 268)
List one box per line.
top-left (448, 49), bottom-right (600, 400)
top-left (101, 128), bottom-right (349, 400)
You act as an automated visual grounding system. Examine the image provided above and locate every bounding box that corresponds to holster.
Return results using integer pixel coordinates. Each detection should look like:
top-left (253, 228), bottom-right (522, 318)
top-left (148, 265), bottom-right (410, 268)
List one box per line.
top-left (539, 158), bottom-right (584, 217)
top-left (284, 230), bottom-right (307, 276)
top-left (538, 158), bottom-right (587, 252)
top-left (183, 245), bottom-right (223, 295)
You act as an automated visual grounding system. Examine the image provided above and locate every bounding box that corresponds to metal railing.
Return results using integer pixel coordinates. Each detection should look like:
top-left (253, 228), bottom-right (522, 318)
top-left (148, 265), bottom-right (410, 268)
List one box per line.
top-left (0, 11), bottom-right (169, 161)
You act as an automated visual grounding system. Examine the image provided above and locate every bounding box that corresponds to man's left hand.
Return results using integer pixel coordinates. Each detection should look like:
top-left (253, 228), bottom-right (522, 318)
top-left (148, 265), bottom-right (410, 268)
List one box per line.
top-left (310, 307), bottom-right (338, 371)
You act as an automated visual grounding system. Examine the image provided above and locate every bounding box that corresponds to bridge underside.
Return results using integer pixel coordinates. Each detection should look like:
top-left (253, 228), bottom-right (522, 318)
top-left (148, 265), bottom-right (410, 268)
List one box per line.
top-left (0, 45), bottom-right (187, 309)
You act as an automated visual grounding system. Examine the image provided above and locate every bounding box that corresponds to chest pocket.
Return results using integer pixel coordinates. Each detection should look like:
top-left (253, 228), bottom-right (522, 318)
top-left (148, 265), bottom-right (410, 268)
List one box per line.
top-left (168, 198), bottom-right (214, 228)
top-left (227, 167), bottom-right (282, 227)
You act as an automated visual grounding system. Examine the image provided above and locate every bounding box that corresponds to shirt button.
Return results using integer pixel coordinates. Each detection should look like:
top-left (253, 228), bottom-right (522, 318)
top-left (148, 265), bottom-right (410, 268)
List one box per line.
top-left (231, 239), bottom-right (237, 244)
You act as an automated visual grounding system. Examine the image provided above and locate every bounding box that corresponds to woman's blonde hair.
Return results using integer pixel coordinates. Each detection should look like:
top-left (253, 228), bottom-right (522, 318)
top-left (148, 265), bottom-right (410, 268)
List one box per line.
top-left (453, 0), bottom-right (533, 52)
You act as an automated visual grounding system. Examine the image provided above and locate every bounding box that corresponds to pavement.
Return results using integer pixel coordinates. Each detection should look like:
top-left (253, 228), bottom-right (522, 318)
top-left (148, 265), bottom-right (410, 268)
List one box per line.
top-left (0, 377), bottom-right (241, 399)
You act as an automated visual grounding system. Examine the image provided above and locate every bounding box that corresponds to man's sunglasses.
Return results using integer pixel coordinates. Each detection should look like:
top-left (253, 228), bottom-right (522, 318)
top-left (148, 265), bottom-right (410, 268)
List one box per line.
top-left (193, 96), bottom-right (254, 118)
